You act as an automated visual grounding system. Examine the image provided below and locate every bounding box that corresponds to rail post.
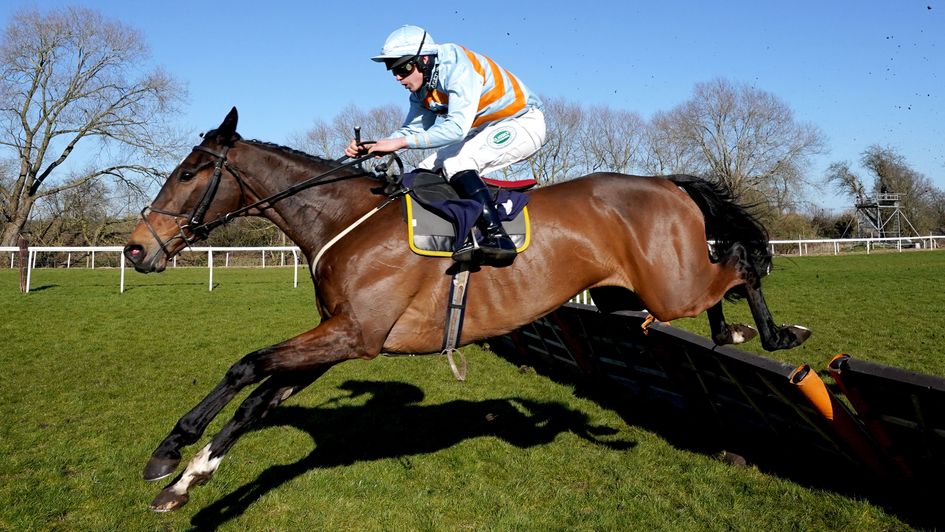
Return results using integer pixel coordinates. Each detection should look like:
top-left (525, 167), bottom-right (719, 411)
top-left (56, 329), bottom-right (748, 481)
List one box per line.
top-left (17, 235), bottom-right (28, 293)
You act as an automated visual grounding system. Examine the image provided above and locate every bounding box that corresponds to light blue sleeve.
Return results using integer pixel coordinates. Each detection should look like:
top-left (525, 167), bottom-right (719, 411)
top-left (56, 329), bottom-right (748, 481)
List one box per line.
top-left (388, 94), bottom-right (436, 141)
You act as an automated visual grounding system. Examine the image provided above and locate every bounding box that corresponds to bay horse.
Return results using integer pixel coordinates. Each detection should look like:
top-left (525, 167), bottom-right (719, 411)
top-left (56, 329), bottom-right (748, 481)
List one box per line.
top-left (124, 108), bottom-right (809, 511)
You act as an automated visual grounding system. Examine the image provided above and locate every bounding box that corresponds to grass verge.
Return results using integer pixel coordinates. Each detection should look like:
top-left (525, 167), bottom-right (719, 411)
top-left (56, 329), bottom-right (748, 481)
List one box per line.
top-left (2, 255), bottom-right (940, 530)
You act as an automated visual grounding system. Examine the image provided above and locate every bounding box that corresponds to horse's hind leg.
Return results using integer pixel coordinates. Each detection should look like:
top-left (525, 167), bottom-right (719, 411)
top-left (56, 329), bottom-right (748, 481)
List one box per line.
top-left (728, 244), bottom-right (811, 351)
top-left (143, 315), bottom-right (369, 482)
top-left (701, 252), bottom-right (757, 346)
top-left (148, 371), bottom-right (323, 512)
top-left (706, 302), bottom-right (758, 346)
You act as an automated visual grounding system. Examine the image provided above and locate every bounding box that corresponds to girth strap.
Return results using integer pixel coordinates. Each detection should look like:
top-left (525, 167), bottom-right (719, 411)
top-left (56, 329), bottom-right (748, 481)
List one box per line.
top-left (310, 195), bottom-right (399, 274)
top-left (441, 265), bottom-right (471, 381)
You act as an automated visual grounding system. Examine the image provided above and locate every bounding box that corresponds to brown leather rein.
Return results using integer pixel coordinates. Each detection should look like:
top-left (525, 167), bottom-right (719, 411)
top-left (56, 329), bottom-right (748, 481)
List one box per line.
top-left (138, 144), bottom-right (379, 257)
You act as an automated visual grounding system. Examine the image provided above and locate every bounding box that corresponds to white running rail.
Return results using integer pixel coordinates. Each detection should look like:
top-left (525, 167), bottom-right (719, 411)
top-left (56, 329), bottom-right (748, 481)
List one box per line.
top-left (1, 246), bottom-right (301, 293)
top-left (4, 235), bottom-right (943, 295)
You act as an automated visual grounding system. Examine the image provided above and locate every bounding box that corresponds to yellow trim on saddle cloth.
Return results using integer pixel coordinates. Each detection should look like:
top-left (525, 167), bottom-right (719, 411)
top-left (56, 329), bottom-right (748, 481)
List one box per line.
top-left (405, 195), bottom-right (531, 257)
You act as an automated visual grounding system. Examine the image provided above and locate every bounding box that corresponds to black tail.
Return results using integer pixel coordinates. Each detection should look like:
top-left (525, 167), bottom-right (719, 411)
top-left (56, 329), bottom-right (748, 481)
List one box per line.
top-left (669, 175), bottom-right (771, 283)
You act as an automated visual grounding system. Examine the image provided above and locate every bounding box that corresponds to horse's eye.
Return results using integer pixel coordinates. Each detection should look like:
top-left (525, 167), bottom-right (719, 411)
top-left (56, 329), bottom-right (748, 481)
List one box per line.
top-left (180, 171), bottom-right (194, 181)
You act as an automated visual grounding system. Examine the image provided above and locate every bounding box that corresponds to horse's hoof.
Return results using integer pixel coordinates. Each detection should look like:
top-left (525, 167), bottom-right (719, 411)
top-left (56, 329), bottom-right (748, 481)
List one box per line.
top-left (787, 325), bottom-right (812, 346)
top-left (149, 487), bottom-right (189, 512)
top-left (761, 325), bottom-right (813, 351)
top-left (730, 324), bottom-right (758, 344)
top-left (143, 456), bottom-right (180, 482)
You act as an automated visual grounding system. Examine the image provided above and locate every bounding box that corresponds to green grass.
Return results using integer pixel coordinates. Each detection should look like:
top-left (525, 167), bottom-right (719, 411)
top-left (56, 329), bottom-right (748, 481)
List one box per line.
top-left (672, 250), bottom-right (945, 376)
top-left (1, 255), bottom-right (940, 530)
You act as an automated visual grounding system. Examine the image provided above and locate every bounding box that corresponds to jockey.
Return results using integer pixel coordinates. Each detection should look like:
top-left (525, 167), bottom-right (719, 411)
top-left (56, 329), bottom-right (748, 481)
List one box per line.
top-left (345, 25), bottom-right (546, 263)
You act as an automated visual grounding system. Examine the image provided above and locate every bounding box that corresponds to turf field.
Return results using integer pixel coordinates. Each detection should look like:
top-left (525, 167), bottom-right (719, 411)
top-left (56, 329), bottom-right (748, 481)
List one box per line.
top-left (1, 252), bottom-right (942, 530)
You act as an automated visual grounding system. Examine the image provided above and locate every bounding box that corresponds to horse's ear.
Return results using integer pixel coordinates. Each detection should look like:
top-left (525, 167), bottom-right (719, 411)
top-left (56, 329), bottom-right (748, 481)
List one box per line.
top-left (216, 107), bottom-right (239, 144)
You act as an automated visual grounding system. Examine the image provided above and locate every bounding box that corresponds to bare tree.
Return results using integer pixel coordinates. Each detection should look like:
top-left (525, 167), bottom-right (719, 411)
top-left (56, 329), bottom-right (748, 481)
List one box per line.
top-left (31, 178), bottom-right (108, 245)
top-left (580, 105), bottom-right (645, 174)
top-left (861, 145), bottom-right (939, 233)
top-left (641, 112), bottom-right (702, 176)
top-left (526, 97), bottom-right (585, 184)
top-left (0, 156), bottom-right (13, 215)
top-left (293, 103), bottom-right (433, 170)
top-left (646, 79), bottom-right (824, 210)
top-left (825, 161), bottom-right (867, 201)
top-left (0, 7), bottom-right (186, 245)
top-left (861, 145), bottom-right (933, 196)
top-left (928, 189), bottom-right (945, 234)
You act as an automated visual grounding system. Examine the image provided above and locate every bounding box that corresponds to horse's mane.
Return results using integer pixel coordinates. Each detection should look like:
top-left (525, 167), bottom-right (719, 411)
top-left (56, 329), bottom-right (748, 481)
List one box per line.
top-left (243, 139), bottom-right (343, 168)
top-left (202, 126), bottom-right (342, 168)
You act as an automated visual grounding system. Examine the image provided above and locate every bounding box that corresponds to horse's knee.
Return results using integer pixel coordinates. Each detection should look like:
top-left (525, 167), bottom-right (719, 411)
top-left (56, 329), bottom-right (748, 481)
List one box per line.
top-left (172, 418), bottom-right (202, 442)
top-left (225, 351), bottom-right (267, 387)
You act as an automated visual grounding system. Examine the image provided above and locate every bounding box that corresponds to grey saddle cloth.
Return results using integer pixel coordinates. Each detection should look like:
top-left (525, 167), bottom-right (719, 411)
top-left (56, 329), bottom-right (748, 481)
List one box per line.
top-left (403, 170), bottom-right (531, 257)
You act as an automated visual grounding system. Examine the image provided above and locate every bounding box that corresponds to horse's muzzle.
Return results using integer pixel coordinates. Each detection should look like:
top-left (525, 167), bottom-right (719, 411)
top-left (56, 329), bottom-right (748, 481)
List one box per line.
top-left (124, 243), bottom-right (166, 273)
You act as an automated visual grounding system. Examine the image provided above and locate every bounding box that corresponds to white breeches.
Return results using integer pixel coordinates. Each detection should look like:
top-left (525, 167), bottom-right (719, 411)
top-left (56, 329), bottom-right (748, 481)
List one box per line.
top-left (417, 108), bottom-right (546, 180)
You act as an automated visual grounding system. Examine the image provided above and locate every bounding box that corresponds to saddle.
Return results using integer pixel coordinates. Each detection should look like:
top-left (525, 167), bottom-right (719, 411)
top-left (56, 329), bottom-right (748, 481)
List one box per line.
top-left (377, 168), bottom-right (537, 381)
top-left (401, 170), bottom-right (533, 258)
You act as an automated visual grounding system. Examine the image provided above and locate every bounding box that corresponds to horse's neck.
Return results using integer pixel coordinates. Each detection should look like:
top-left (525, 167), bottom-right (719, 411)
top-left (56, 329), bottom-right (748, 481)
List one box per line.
top-left (238, 151), bottom-right (378, 256)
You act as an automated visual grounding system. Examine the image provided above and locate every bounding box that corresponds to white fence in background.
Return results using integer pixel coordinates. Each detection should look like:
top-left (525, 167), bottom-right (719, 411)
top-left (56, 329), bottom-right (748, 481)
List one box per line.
top-left (1, 246), bottom-right (301, 293)
top-left (769, 235), bottom-right (943, 256)
top-left (3, 235), bottom-right (944, 295)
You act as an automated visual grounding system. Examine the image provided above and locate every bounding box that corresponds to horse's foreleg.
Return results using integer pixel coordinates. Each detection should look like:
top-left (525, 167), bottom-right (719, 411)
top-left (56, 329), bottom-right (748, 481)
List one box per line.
top-left (742, 284), bottom-right (811, 351)
top-left (144, 315), bottom-right (369, 482)
top-left (148, 371), bottom-right (323, 512)
top-left (143, 359), bottom-right (260, 481)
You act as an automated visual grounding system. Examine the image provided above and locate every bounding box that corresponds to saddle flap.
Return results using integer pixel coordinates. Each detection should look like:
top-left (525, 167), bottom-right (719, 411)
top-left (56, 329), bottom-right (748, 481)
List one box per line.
top-left (403, 171), bottom-right (531, 258)
top-left (405, 197), bottom-right (530, 257)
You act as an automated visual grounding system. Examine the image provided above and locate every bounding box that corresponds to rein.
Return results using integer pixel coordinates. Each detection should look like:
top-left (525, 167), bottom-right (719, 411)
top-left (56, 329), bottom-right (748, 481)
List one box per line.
top-left (140, 144), bottom-right (381, 254)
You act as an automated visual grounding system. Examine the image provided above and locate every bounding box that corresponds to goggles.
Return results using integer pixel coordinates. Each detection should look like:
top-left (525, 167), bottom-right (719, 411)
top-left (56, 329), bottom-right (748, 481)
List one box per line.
top-left (384, 31), bottom-right (427, 78)
top-left (390, 60), bottom-right (418, 78)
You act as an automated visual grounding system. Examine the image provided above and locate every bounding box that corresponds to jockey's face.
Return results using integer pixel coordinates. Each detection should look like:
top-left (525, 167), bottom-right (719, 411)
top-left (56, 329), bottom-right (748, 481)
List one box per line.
top-left (393, 56), bottom-right (427, 93)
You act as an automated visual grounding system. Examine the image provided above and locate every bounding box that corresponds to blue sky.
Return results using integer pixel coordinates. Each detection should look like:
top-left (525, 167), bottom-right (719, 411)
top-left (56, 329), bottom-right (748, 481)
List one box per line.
top-left (2, 1), bottom-right (942, 211)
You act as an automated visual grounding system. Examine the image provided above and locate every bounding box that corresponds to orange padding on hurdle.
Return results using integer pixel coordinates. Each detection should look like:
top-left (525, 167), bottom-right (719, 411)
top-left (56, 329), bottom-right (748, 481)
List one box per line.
top-left (827, 354), bottom-right (914, 478)
top-left (789, 364), bottom-right (891, 477)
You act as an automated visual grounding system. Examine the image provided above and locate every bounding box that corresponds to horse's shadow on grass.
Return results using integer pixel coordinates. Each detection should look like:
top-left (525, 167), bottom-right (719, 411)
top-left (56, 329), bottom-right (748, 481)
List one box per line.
top-left (190, 379), bottom-right (634, 529)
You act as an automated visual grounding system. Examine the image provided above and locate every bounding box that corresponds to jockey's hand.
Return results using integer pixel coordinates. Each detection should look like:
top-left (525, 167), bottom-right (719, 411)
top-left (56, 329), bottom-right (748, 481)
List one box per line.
top-left (365, 137), bottom-right (407, 156)
top-left (344, 139), bottom-right (370, 158)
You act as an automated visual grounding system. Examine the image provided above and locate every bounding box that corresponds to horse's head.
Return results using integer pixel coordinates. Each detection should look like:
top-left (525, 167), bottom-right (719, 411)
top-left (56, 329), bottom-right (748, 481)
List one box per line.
top-left (124, 107), bottom-right (244, 273)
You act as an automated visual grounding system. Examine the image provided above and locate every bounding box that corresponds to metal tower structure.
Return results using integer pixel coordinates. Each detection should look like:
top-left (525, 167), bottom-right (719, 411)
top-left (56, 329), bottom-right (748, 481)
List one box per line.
top-left (853, 191), bottom-right (919, 239)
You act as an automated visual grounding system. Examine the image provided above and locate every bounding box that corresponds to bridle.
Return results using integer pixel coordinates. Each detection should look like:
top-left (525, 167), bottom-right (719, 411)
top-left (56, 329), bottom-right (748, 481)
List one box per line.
top-left (139, 145), bottom-right (234, 257)
top-left (139, 142), bottom-right (382, 258)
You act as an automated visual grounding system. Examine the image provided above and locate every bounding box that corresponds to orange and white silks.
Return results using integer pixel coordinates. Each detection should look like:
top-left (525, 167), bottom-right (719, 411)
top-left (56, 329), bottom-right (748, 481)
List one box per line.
top-left (396, 42), bottom-right (542, 150)
top-left (420, 47), bottom-right (528, 128)
top-left (460, 46), bottom-right (527, 128)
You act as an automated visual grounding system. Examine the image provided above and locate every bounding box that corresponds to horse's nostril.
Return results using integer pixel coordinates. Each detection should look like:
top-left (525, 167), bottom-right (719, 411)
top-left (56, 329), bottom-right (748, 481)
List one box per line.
top-left (125, 244), bottom-right (144, 261)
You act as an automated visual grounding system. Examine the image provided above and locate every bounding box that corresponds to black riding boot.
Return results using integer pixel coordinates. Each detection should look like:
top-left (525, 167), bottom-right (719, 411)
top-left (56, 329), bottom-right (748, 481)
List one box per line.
top-left (449, 170), bottom-right (518, 263)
